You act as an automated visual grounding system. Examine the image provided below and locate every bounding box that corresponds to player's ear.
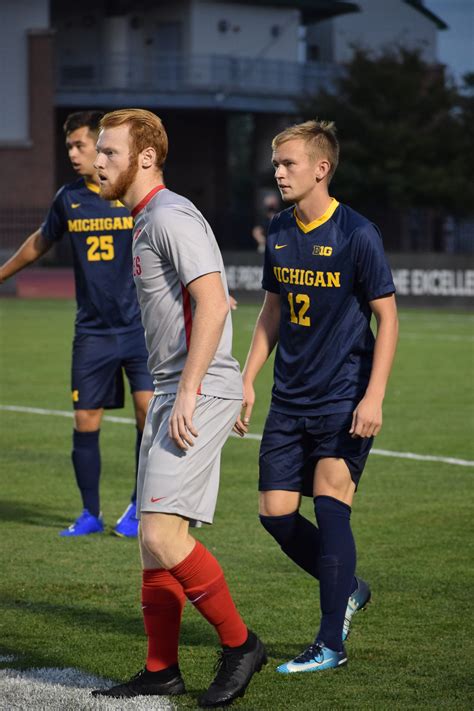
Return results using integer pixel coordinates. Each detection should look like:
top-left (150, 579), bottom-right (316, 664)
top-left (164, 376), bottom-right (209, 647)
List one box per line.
top-left (141, 146), bottom-right (156, 169)
top-left (315, 158), bottom-right (331, 183)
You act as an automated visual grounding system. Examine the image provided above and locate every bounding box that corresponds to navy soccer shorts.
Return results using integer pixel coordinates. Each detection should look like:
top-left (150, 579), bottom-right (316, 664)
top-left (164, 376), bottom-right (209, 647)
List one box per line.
top-left (259, 409), bottom-right (373, 495)
top-left (71, 329), bottom-right (153, 410)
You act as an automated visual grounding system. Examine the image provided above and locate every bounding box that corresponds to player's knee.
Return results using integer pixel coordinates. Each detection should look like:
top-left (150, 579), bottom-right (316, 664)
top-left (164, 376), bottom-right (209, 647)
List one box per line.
top-left (133, 392), bottom-right (153, 429)
top-left (140, 515), bottom-right (188, 563)
top-left (140, 526), bottom-right (168, 561)
top-left (259, 512), bottom-right (298, 546)
top-left (74, 409), bottom-right (103, 432)
top-left (135, 408), bottom-right (148, 431)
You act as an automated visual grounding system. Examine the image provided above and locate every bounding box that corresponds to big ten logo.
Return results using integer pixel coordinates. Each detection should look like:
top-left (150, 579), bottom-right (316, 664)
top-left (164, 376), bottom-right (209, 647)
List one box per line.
top-left (313, 245), bottom-right (333, 256)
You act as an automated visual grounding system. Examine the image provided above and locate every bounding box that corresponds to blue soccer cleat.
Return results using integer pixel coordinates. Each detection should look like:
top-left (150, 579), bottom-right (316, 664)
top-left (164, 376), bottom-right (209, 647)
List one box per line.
top-left (277, 641), bottom-right (347, 674)
top-left (59, 509), bottom-right (104, 537)
top-left (343, 576), bottom-right (371, 641)
top-left (113, 502), bottom-right (139, 538)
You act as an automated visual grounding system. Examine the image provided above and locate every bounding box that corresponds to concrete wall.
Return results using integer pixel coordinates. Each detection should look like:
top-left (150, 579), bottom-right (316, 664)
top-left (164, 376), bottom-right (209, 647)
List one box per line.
top-left (190, 0), bottom-right (300, 60)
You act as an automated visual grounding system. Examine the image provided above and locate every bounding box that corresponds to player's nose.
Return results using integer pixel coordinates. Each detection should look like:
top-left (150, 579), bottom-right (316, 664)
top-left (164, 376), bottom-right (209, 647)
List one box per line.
top-left (93, 154), bottom-right (104, 171)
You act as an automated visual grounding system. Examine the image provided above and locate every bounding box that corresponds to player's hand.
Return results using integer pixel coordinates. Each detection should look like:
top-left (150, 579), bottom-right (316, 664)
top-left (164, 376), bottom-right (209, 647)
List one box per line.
top-left (233, 380), bottom-right (255, 437)
top-left (350, 396), bottom-right (382, 438)
top-left (229, 295), bottom-right (238, 310)
top-left (169, 390), bottom-right (199, 450)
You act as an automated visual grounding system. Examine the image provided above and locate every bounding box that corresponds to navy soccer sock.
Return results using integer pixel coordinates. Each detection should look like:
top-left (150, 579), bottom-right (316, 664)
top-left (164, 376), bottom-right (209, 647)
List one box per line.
top-left (314, 495), bottom-right (356, 652)
top-left (260, 512), bottom-right (320, 579)
top-left (71, 429), bottom-right (101, 517)
top-left (131, 427), bottom-right (143, 504)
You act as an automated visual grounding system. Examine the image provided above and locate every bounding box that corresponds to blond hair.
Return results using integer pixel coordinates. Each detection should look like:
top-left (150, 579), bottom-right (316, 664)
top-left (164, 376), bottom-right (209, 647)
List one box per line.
top-left (100, 109), bottom-right (168, 170)
top-left (272, 120), bottom-right (339, 181)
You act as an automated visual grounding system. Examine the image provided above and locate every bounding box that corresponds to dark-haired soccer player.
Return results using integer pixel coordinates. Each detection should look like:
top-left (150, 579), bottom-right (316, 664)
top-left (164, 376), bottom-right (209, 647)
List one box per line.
top-left (0, 111), bottom-right (153, 538)
top-left (234, 120), bottom-right (398, 673)
top-left (91, 108), bottom-right (266, 707)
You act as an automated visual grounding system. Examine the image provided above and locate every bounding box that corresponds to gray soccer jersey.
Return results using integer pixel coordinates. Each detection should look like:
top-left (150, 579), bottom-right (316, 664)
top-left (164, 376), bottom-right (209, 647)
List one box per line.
top-left (132, 186), bottom-right (242, 399)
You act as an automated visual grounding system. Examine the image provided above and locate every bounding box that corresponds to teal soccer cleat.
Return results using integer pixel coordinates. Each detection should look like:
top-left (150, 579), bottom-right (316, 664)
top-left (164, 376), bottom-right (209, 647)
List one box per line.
top-left (343, 577), bottom-right (371, 641)
top-left (59, 509), bottom-right (104, 537)
top-left (113, 502), bottom-right (139, 538)
top-left (277, 641), bottom-right (347, 674)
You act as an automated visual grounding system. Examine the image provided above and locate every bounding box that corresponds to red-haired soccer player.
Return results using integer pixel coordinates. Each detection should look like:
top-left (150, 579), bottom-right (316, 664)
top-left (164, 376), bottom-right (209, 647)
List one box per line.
top-left (91, 109), bottom-right (266, 708)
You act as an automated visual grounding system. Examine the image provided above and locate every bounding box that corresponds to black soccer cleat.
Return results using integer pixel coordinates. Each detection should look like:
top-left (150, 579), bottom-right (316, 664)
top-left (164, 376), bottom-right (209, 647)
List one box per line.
top-left (91, 664), bottom-right (186, 698)
top-left (198, 630), bottom-right (267, 708)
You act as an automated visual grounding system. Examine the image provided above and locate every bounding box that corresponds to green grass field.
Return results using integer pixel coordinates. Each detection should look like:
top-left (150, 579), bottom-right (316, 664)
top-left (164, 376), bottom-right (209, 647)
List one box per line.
top-left (0, 299), bottom-right (473, 710)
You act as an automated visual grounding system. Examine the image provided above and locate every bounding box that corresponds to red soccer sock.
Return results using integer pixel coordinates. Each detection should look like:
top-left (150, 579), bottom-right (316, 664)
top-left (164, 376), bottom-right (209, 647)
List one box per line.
top-left (169, 540), bottom-right (248, 648)
top-left (142, 568), bottom-right (186, 671)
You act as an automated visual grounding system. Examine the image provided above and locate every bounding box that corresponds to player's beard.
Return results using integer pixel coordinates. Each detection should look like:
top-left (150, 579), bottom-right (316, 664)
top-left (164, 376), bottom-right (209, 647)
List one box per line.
top-left (100, 154), bottom-right (139, 201)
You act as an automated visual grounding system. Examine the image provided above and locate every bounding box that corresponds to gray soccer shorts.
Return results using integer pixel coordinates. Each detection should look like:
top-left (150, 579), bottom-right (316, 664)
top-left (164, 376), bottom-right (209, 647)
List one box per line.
top-left (136, 393), bottom-right (242, 526)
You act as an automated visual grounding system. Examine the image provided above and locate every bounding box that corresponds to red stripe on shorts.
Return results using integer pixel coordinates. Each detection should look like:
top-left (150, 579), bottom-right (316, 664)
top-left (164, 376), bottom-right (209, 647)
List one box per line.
top-left (180, 283), bottom-right (202, 395)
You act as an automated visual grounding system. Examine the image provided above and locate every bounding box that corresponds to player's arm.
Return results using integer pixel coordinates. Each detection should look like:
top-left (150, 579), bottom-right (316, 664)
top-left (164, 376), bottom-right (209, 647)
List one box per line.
top-left (0, 229), bottom-right (53, 284)
top-left (350, 293), bottom-right (399, 438)
top-left (168, 271), bottom-right (230, 450)
top-left (234, 290), bottom-right (281, 436)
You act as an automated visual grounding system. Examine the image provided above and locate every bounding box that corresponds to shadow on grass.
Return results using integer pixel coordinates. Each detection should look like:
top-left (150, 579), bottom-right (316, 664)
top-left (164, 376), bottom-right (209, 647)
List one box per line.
top-left (0, 499), bottom-right (72, 528)
top-left (1, 594), bottom-right (217, 659)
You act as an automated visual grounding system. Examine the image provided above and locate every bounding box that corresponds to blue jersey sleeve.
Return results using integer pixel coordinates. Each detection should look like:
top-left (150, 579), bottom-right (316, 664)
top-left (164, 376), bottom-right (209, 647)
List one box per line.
top-left (261, 216), bottom-right (280, 293)
top-left (352, 223), bottom-right (395, 301)
top-left (40, 187), bottom-right (67, 242)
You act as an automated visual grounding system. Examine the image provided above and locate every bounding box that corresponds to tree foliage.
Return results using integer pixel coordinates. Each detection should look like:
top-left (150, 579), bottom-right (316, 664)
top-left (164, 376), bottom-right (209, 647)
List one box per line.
top-left (301, 47), bottom-right (474, 215)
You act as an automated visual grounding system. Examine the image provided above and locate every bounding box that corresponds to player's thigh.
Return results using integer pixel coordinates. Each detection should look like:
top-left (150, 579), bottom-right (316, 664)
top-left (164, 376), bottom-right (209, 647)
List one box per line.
top-left (310, 412), bottom-right (373, 504)
top-left (120, 329), bottom-right (154, 396)
top-left (137, 395), bottom-right (241, 526)
top-left (71, 332), bottom-right (124, 410)
top-left (259, 409), bottom-right (307, 498)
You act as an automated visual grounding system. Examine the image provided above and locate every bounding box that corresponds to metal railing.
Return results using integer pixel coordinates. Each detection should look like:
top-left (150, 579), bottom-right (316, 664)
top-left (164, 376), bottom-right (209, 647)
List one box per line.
top-left (57, 52), bottom-right (340, 98)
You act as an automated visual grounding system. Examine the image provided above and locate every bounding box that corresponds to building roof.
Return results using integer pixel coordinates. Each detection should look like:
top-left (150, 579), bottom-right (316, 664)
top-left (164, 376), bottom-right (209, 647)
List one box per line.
top-left (403, 1), bottom-right (448, 30)
top-left (213, 1), bottom-right (360, 24)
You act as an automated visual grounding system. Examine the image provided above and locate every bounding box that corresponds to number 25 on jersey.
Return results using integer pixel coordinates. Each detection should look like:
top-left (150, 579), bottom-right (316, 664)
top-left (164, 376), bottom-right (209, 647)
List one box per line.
top-left (86, 235), bottom-right (114, 261)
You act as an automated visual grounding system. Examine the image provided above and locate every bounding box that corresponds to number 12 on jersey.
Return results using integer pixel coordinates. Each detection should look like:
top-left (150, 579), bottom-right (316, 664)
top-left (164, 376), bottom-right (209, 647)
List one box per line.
top-left (288, 292), bottom-right (311, 327)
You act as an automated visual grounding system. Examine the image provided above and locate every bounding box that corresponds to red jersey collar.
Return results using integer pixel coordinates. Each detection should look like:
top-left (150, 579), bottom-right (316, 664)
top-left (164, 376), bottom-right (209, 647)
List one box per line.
top-left (131, 184), bottom-right (165, 218)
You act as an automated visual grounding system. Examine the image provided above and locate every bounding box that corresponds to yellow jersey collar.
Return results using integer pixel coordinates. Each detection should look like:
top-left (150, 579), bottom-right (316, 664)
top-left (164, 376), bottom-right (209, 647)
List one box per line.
top-left (85, 179), bottom-right (100, 194)
top-left (294, 198), bottom-right (339, 234)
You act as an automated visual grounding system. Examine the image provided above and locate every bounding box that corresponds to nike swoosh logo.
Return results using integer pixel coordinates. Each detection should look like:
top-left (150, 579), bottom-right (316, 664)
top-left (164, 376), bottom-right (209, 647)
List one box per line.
top-left (150, 496), bottom-right (166, 503)
top-left (189, 592), bottom-right (207, 604)
top-left (71, 203), bottom-right (81, 208)
top-left (275, 244), bottom-right (287, 249)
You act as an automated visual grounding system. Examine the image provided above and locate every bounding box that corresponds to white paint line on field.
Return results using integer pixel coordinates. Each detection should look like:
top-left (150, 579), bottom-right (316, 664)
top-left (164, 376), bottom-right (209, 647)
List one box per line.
top-left (1, 403), bottom-right (473, 468)
top-left (401, 332), bottom-right (474, 343)
top-left (0, 667), bottom-right (173, 710)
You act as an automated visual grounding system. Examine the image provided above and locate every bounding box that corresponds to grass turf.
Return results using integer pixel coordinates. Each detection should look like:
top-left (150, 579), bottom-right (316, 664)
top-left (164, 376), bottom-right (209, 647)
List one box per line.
top-left (0, 299), bottom-right (473, 709)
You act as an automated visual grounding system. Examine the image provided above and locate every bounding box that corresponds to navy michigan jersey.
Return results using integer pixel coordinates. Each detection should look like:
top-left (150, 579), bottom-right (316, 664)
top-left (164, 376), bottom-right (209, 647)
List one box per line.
top-left (262, 198), bottom-right (395, 415)
top-left (41, 178), bottom-right (141, 333)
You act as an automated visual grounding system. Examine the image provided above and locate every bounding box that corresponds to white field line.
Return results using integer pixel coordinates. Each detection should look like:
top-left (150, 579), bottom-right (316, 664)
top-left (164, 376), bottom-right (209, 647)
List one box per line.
top-left (0, 667), bottom-right (173, 711)
top-left (401, 332), bottom-right (474, 343)
top-left (1, 403), bottom-right (473, 468)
